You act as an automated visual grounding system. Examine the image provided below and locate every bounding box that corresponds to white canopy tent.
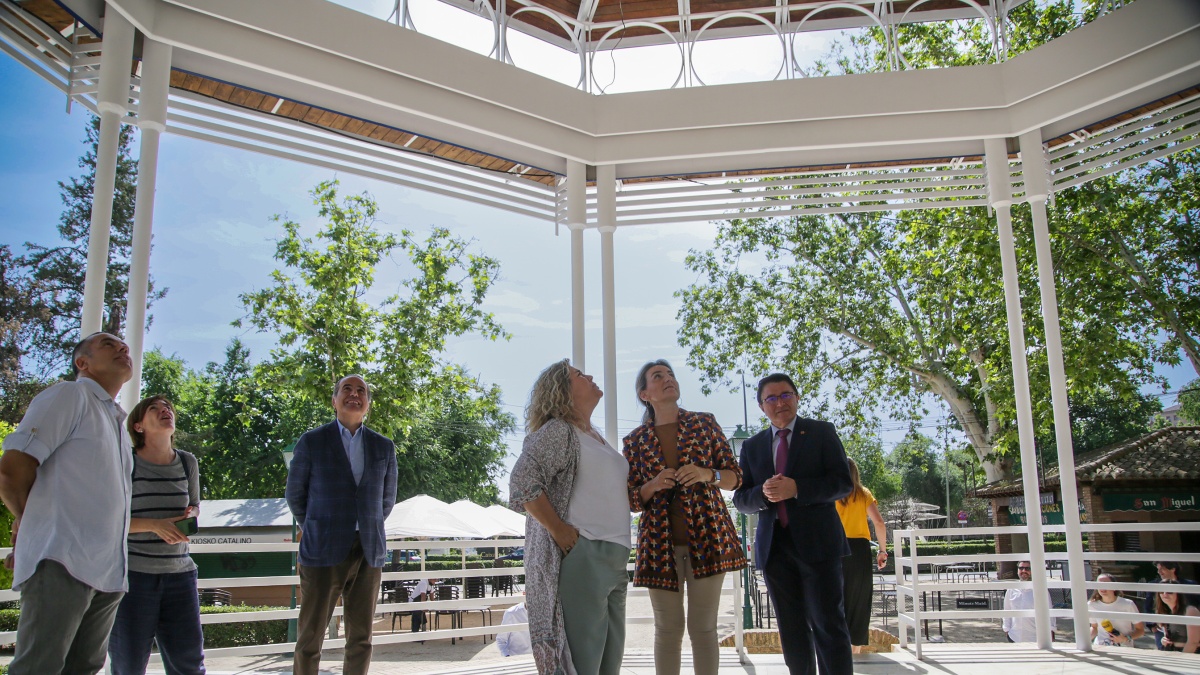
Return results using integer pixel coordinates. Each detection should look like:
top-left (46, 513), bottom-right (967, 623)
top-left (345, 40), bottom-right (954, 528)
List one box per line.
top-left (447, 499), bottom-right (523, 538)
top-left (384, 494), bottom-right (490, 539)
top-left (485, 504), bottom-right (528, 536)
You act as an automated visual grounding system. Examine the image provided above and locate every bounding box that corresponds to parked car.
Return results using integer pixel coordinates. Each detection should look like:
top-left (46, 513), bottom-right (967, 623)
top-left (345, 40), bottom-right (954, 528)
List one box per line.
top-left (393, 550), bottom-right (423, 563)
top-left (498, 546), bottom-right (524, 561)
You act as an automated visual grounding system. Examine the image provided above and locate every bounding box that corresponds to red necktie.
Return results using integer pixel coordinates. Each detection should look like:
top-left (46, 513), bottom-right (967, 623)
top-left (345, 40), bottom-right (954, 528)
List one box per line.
top-left (775, 428), bottom-right (790, 527)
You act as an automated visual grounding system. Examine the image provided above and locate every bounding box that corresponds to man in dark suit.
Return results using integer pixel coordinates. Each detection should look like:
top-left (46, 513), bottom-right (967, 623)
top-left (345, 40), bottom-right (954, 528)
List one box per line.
top-left (286, 374), bottom-right (398, 675)
top-left (733, 373), bottom-right (853, 675)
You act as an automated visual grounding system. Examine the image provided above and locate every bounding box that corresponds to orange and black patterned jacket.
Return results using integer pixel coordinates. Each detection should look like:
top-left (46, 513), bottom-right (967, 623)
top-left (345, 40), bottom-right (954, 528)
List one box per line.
top-left (622, 409), bottom-right (747, 591)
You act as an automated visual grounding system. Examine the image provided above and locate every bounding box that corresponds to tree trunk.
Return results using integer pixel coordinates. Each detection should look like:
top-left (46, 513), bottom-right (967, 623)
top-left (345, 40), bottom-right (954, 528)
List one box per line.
top-left (922, 371), bottom-right (1013, 483)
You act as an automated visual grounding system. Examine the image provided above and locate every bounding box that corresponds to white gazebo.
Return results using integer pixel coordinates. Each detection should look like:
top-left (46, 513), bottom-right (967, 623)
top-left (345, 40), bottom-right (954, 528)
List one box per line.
top-left (2, 0), bottom-right (1198, 656)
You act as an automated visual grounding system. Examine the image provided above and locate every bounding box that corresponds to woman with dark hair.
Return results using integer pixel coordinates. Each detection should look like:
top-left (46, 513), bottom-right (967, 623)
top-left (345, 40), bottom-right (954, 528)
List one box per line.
top-left (1155, 580), bottom-right (1200, 653)
top-left (1087, 573), bottom-right (1143, 647)
top-left (623, 360), bottom-right (745, 675)
top-left (835, 458), bottom-right (887, 651)
top-left (510, 360), bottom-right (630, 675)
top-left (108, 396), bottom-right (205, 674)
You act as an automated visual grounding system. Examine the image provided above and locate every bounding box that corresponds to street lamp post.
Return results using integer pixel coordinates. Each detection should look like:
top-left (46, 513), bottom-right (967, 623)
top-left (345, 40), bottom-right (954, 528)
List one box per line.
top-left (728, 424), bottom-right (753, 630)
top-left (282, 443), bottom-right (297, 644)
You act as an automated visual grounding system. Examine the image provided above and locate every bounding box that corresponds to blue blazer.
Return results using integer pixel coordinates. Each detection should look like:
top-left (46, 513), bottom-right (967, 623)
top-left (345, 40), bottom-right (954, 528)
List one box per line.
top-left (733, 417), bottom-right (852, 569)
top-left (285, 421), bottom-right (398, 568)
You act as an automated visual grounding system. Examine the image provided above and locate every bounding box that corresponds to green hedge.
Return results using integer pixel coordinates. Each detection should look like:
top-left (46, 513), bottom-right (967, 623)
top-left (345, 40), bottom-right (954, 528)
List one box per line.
top-left (0, 608), bottom-right (17, 633)
top-left (200, 605), bottom-right (289, 649)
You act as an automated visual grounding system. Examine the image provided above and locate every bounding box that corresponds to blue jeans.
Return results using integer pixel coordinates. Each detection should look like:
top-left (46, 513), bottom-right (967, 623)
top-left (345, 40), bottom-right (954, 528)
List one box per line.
top-left (108, 569), bottom-right (206, 675)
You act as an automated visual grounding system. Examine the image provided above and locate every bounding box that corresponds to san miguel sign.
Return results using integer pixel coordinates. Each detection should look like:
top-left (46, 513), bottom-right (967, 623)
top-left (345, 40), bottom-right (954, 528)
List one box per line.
top-left (1103, 492), bottom-right (1200, 512)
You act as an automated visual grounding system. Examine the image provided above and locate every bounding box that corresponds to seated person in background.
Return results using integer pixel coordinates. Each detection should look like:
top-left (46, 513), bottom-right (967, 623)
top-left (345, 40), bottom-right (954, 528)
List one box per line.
top-left (1087, 573), bottom-right (1143, 647)
top-left (1155, 581), bottom-right (1200, 654)
top-left (1143, 561), bottom-right (1197, 649)
top-left (497, 602), bottom-right (532, 657)
top-left (408, 578), bottom-right (437, 632)
top-left (1002, 560), bottom-right (1056, 643)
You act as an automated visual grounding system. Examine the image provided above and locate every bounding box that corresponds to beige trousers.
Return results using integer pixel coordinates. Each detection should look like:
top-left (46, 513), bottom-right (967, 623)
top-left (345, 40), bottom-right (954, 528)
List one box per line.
top-left (647, 545), bottom-right (726, 675)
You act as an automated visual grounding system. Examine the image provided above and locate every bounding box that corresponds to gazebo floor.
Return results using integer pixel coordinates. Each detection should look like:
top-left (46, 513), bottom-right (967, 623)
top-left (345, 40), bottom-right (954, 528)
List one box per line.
top-left (145, 644), bottom-right (1198, 674)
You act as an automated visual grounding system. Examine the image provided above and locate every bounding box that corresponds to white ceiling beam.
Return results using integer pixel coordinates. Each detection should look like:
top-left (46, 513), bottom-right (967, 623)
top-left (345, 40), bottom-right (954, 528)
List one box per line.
top-left (65, 0), bottom-right (1200, 180)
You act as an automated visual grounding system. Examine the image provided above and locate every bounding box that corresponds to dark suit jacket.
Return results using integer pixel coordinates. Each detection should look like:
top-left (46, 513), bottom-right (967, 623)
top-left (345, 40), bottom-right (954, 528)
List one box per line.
top-left (733, 417), bottom-right (853, 569)
top-left (285, 420), bottom-right (398, 568)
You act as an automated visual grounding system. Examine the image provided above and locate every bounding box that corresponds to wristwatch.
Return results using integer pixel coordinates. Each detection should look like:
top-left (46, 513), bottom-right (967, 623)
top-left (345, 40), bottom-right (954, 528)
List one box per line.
top-left (710, 469), bottom-right (721, 485)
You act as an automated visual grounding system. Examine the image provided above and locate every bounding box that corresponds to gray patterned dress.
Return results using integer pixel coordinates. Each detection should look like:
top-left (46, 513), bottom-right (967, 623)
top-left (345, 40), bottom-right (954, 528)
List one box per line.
top-left (509, 418), bottom-right (580, 675)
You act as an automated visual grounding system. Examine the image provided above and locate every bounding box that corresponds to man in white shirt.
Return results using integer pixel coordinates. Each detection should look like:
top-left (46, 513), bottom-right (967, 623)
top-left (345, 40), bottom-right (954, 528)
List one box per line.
top-left (408, 577), bottom-right (437, 633)
top-left (0, 333), bottom-right (134, 674)
top-left (496, 602), bottom-right (532, 657)
top-left (1002, 560), bottom-right (1056, 643)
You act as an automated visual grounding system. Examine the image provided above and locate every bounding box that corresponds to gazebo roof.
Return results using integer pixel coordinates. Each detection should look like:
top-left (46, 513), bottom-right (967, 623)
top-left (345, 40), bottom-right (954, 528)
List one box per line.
top-left (975, 427), bottom-right (1200, 498)
top-left (462, 0), bottom-right (1030, 50)
top-left (3, 0), bottom-right (1198, 222)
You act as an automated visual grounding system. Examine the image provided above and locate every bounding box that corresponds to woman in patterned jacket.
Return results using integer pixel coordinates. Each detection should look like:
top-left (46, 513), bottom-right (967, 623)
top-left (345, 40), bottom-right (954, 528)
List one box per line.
top-left (623, 360), bottom-right (746, 675)
top-left (510, 360), bottom-right (631, 675)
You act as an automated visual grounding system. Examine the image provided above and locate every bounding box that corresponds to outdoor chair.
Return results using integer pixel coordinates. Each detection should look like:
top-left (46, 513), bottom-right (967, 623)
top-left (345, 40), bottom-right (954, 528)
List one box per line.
top-left (432, 584), bottom-right (464, 643)
top-left (390, 580), bottom-right (424, 632)
top-left (465, 576), bottom-right (487, 599)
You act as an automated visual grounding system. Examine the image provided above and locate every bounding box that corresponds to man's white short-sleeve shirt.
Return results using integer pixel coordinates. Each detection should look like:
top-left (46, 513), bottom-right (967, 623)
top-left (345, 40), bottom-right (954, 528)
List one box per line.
top-left (2, 377), bottom-right (133, 592)
top-left (1002, 587), bottom-right (1056, 643)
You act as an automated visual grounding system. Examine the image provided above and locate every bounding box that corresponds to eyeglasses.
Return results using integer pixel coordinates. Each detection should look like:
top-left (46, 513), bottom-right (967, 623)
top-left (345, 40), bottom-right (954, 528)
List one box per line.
top-left (1017, 566), bottom-right (1032, 571)
top-left (762, 392), bottom-right (797, 406)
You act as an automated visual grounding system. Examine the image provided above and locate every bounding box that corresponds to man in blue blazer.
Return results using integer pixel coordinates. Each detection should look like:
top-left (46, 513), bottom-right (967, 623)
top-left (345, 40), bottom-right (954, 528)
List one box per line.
top-left (733, 373), bottom-right (853, 675)
top-left (286, 375), bottom-right (398, 675)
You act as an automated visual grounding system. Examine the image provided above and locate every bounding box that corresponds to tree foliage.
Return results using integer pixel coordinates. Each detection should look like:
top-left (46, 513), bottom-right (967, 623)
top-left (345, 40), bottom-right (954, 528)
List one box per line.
top-left (676, 0), bottom-right (1184, 484)
top-left (1178, 379), bottom-right (1200, 426)
top-left (235, 180), bottom-right (508, 440)
top-left (843, 433), bottom-right (899, 503)
top-left (19, 116), bottom-right (164, 376)
top-left (0, 247), bottom-right (52, 424)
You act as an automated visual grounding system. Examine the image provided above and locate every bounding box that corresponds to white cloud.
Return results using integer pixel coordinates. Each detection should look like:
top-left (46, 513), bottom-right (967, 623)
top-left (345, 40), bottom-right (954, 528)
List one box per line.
top-left (484, 288), bottom-right (541, 313)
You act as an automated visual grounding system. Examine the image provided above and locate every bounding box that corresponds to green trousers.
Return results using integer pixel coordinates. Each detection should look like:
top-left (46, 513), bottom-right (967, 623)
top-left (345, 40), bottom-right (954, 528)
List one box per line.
top-left (558, 536), bottom-right (629, 675)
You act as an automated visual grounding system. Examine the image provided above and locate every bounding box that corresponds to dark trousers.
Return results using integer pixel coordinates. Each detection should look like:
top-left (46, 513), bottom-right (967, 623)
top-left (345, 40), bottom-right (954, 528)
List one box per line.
top-left (10, 559), bottom-right (124, 675)
top-left (108, 569), bottom-right (206, 675)
top-left (293, 539), bottom-right (382, 675)
top-left (764, 526), bottom-right (853, 675)
top-left (842, 537), bottom-right (873, 646)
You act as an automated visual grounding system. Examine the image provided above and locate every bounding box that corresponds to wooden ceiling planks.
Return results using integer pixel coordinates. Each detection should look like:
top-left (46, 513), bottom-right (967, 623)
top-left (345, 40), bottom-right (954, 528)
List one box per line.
top-left (164, 71), bottom-right (554, 186)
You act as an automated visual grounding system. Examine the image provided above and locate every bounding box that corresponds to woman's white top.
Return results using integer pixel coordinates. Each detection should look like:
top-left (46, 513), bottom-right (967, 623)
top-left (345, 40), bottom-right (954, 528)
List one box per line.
top-left (1088, 596), bottom-right (1140, 646)
top-left (567, 429), bottom-right (631, 549)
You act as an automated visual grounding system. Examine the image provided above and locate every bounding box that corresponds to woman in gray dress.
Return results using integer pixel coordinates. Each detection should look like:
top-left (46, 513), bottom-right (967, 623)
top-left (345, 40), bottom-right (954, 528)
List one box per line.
top-left (509, 359), bottom-right (630, 675)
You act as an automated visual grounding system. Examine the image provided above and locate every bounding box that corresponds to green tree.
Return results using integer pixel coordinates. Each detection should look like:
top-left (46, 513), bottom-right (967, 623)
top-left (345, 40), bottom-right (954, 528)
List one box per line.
top-left (236, 180), bottom-right (508, 439)
top-left (235, 180), bottom-right (511, 499)
top-left (1037, 388), bottom-right (1160, 463)
top-left (843, 433), bottom-right (900, 502)
top-left (0, 246), bottom-right (52, 424)
top-left (20, 116), bottom-right (165, 376)
top-left (1052, 152), bottom-right (1200, 377)
top-left (1178, 379), bottom-right (1200, 426)
top-left (394, 365), bottom-right (515, 504)
top-left (0, 421), bottom-right (14, 589)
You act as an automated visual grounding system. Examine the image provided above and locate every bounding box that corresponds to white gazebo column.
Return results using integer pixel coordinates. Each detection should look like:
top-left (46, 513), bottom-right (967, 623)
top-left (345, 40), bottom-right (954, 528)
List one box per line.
top-left (566, 159), bottom-right (587, 371)
top-left (1020, 129), bottom-right (1090, 651)
top-left (596, 164), bottom-right (618, 447)
top-left (985, 137), bottom-right (1052, 650)
top-left (80, 7), bottom-right (135, 336)
top-left (118, 38), bottom-right (172, 407)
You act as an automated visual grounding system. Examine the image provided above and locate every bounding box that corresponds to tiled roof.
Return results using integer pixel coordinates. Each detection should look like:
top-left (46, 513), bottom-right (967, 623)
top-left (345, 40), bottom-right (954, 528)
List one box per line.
top-left (975, 426), bottom-right (1200, 496)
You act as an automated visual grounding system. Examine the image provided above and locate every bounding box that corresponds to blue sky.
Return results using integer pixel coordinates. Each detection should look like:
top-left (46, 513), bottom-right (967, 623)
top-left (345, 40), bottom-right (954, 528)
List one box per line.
top-left (1, 6), bottom-right (1194, 492)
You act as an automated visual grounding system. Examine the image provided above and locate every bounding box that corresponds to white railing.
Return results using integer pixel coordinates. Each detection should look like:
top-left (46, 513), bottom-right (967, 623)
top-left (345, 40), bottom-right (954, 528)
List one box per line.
top-left (0, 535), bottom-right (749, 660)
top-left (893, 522), bottom-right (1200, 659)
